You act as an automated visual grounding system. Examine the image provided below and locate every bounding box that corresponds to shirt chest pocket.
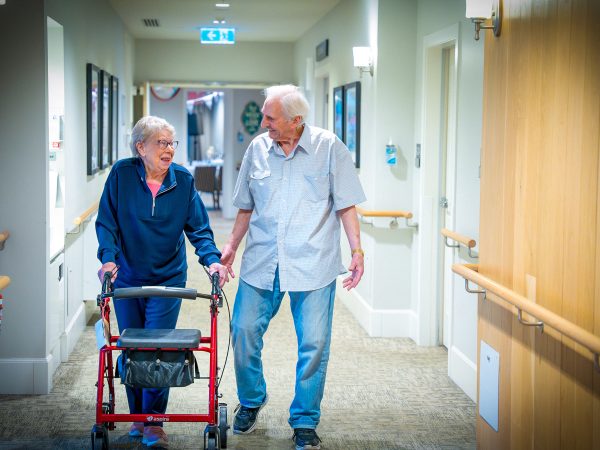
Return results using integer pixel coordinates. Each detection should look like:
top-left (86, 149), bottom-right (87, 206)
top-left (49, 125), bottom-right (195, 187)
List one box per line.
top-left (249, 170), bottom-right (280, 205)
top-left (303, 173), bottom-right (330, 203)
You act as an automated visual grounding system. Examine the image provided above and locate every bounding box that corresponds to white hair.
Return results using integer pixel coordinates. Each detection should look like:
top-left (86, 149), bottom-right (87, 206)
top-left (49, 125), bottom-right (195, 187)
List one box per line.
top-left (130, 115), bottom-right (175, 156)
top-left (264, 84), bottom-right (310, 122)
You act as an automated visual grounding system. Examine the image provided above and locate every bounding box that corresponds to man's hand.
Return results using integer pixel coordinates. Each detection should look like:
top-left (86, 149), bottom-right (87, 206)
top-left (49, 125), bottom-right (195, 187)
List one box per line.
top-left (97, 262), bottom-right (118, 283)
top-left (342, 253), bottom-right (364, 290)
top-left (209, 262), bottom-right (230, 288)
top-left (220, 243), bottom-right (237, 279)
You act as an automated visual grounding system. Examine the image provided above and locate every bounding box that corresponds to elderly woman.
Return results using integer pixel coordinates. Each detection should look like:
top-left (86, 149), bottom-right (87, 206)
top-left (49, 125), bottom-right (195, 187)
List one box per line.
top-left (96, 115), bottom-right (228, 448)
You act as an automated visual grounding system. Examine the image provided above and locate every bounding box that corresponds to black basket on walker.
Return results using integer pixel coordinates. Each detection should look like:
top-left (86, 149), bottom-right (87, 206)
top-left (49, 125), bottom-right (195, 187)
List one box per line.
top-left (116, 328), bottom-right (201, 388)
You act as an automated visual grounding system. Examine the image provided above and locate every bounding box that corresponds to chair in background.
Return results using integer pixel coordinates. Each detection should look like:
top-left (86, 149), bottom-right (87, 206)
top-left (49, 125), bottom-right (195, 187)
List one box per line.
top-left (194, 166), bottom-right (221, 209)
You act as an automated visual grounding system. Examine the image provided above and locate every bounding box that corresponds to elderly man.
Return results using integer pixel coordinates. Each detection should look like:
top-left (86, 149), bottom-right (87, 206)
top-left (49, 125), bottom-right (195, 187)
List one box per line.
top-left (220, 84), bottom-right (365, 450)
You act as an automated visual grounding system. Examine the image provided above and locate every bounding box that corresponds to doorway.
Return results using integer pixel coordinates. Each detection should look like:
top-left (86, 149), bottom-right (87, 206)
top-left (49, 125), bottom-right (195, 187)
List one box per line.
top-left (314, 76), bottom-right (329, 130)
top-left (416, 24), bottom-right (458, 347)
top-left (438, 45), bottom-right (457, 348)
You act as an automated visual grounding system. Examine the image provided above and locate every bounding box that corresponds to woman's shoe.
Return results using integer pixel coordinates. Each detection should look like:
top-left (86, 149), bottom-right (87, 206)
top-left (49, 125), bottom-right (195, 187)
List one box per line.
top-left (142, 426), bottom-right (169, 448)
top-left (128, 422), bottom-right (144, 437)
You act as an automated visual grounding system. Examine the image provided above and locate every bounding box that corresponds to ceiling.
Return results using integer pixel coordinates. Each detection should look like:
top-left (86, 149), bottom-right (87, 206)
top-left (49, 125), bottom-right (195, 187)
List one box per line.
top-left (109, 0), bottom-right (341, 42)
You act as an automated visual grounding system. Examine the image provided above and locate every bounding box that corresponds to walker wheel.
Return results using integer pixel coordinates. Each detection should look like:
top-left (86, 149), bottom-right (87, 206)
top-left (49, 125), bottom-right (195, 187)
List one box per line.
top-left (218, 403), bottom-right (229, 448)
top-left (91, 424), bottom-right (109, 450)
top-left (206, 435), bottom-right (217, 450)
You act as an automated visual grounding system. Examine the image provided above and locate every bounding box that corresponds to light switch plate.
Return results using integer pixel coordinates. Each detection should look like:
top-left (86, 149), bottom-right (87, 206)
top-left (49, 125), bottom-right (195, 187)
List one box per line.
top-left (479, 340), bottom-right (499, 431)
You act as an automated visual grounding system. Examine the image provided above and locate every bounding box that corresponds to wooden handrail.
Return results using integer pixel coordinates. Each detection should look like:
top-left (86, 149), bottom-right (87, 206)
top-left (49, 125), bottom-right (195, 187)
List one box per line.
top-left (74, 200), bottom-right (100, 226)
top-left (356, 207), bottom-right (413, 219)
top-left (441, 228), bottom-right (476, 248)
top-left (0, 230), bottom-right (9, 250)
top-left (0, 276), bottom-right (10, 291)
top-left (453, 263), bottom-right (600, 360)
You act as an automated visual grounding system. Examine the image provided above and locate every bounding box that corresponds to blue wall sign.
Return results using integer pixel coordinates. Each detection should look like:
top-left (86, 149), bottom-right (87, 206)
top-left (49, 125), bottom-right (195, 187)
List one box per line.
top-left (200, 28), bottom-right (236, 45)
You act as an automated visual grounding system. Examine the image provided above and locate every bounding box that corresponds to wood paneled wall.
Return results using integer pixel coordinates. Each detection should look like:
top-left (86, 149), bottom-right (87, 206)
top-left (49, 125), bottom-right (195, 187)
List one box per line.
top-left (479, 0), bottom-right (600, 448)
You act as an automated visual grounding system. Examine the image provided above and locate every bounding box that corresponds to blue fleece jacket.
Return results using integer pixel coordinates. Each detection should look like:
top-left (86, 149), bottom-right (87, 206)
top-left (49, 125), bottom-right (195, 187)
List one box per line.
top-left (96, 157), bottom-right (221, 286)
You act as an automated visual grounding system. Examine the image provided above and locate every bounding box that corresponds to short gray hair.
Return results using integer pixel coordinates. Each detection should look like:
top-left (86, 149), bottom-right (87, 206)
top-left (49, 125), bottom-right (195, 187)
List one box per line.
top-left (130, 115), bottom-right (175, 156)
top-left (264, 84), bottom-right (310, 122)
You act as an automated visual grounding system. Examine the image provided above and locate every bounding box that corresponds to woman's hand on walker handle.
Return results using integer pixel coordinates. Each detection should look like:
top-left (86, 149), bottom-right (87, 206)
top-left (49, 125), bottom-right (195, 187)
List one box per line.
top-left (209, 262), bottom-right (230, 288)
top-left (98, 262), bottom-right (118, 283)
top-left (342, 252), bottom-right (364, 290)
top-left (220, 243), bottom-right (237, 279)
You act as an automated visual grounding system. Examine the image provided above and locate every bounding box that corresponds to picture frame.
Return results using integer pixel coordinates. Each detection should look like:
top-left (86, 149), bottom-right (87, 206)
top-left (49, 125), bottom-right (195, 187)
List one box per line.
top-left (86, 63), bottom-right (101, 175)
top-left (333, 85), bottom-right (344, 142)
top-left (100, 70), bottom-right (111, 169)
top-left (343, 81), bottom-right (361, 168)
top-left (110, 75), bottom-right (119, 165)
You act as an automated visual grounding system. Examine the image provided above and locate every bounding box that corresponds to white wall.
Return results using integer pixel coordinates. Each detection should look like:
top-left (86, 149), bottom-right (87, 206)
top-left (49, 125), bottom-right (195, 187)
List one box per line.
top-left (222, 88), bottom-right (266, 219)
top-left (149, 89), bottom-right (188, 165)
top-left (135, 40), bottom-right (295, 85)
top-left (0, 0), bottom-right (49, 394)
top-left (293, 0), bottom-right (420, 338)
top-left (0, 0), bottom-right (134, 394)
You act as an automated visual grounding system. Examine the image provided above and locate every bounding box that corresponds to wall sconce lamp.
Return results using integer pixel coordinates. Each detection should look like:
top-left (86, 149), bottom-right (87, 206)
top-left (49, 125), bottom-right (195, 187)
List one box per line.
top-left (466, 0), bottom-right (501, 41)
top-left (353, 47), bottom-right (373, 77)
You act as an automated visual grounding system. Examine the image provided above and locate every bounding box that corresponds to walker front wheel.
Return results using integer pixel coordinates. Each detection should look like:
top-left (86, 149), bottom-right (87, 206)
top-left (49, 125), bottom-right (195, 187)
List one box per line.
top-left (206, 435), bottom-right (217, 450)
top-left (91, 424), bottom-right (109, 450)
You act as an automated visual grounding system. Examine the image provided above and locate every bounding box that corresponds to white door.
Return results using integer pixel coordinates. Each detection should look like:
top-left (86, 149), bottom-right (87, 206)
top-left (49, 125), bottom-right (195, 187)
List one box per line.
top-left (438, 45), bottom-right (457, 349)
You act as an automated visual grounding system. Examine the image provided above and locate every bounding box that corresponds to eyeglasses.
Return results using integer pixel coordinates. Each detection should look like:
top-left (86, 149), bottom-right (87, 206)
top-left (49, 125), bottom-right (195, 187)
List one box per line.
top-left (156, 139), bottom-right (179, 150)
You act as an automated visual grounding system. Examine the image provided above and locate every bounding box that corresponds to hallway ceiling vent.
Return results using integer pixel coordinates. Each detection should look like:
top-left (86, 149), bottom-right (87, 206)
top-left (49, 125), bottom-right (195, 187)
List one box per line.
top-left (142, 18), bottom-right (160, 27)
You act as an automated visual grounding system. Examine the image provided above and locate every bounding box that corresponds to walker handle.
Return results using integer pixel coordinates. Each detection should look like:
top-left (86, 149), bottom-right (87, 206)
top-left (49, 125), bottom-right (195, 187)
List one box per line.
top-left (112, 286), bottom-right (198, 300)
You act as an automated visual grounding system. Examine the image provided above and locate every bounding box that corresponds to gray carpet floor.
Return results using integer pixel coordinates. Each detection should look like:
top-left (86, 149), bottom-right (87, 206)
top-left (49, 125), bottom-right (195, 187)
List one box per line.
top-left (0, 210), bottom-right (476, 449)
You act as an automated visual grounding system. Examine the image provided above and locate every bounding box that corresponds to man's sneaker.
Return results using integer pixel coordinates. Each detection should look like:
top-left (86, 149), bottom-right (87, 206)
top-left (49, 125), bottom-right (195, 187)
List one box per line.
top-left (232, 394), bottom-right (269, 434)
top-left (142, 426), bottom-right (169, 448)
top-left (128, 422), bottom-right (144, 437)
top-left (292, 428), bottom-right (321, 450)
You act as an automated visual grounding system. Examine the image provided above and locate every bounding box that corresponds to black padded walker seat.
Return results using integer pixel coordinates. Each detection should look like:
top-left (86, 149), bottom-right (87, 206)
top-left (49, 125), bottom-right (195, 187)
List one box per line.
top-left (117, 328), bottom-right (201, 349)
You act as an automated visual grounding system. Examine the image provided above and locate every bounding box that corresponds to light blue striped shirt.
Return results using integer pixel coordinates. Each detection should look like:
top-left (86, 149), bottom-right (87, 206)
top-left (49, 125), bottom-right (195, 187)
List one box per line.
top-left (233, 125), bottom-right (366, 291)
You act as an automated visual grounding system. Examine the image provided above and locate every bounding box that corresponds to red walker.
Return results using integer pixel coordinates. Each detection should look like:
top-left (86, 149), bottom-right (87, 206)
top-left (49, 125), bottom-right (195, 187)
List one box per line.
top-left (91, 272), bottom-right (229, 450)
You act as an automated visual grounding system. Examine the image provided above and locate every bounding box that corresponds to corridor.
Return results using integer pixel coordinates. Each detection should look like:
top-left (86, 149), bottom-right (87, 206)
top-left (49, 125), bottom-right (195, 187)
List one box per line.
top-left (0, 211), bottom-right (476, 450)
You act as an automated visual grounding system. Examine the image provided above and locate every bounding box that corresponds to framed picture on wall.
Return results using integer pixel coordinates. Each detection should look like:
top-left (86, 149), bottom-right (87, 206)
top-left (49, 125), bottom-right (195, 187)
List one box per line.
top-left (100, 70), bottom-right (111, 169)
top-left (343, 81), bottom-right (361, 168)
top-left (333, 85), bottom-right (344, 141)
top-left (110, 75), bottom-right (119, 165)
top-left (86, 63), bottom-right (101, 175)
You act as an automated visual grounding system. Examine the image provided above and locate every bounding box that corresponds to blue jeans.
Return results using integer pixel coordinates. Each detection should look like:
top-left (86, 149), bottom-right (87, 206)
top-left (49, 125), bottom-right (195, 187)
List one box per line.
top-left (231, 269), bottom-right (336, 430)
top-left (113, 283), bottom-right (183, 427)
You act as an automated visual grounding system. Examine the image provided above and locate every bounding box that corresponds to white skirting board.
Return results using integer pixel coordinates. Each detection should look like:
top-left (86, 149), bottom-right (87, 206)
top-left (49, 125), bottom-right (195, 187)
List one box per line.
top-left (0, 355), bottom-right (53, 394)
top-left (448, 344), bottom-right (477, 402)
top-left (336, 278), bottom-right (417, 339)
top-left (0, 302), bottom-right (86, 394)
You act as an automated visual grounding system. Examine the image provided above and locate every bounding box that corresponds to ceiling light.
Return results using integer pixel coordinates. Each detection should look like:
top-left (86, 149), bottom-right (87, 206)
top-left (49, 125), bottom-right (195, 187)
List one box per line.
top-left (215, 3), bottom-right (230, 8)
top-left (213, 19), bottom-right (219, 24)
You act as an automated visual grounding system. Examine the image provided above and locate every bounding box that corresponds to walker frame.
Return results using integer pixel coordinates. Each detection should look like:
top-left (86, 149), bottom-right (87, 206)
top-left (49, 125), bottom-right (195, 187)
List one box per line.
top-left (91, 272), bottom-right (229, 450)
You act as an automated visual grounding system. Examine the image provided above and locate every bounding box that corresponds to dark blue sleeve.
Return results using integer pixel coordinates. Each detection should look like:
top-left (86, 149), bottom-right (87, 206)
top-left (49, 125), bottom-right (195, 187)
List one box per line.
top-left (184, 182), bottom-right (222, 267)
top-left (96, 169), bottom-right (120, 264)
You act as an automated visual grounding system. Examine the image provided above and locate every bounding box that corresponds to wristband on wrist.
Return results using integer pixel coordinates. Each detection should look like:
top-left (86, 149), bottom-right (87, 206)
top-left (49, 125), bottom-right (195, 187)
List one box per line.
top-left (351, 248), bottom-right (364, 257)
